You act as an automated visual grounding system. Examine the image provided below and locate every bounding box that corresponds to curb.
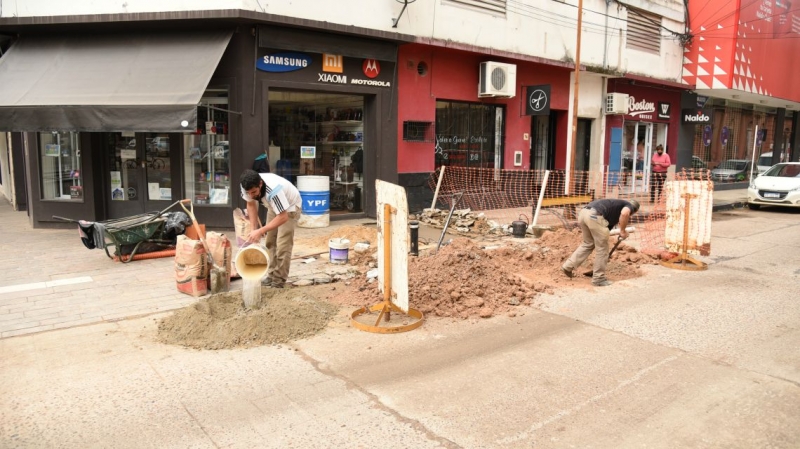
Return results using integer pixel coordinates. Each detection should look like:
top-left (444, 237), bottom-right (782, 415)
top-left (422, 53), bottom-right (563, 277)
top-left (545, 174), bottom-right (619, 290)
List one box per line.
top-left (712, 201), bottom-right (747, 212)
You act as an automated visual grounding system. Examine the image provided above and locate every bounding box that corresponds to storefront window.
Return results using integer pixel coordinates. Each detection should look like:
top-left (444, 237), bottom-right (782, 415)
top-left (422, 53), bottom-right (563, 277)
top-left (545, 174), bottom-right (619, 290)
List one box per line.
top-left (268, 90), bottom-right (365, 214)
top-left (185, 89), bottom-right (230, 206)
top-left (435, 101), bottom-right (504, 169)
top-left (145, 134), bottom-right (172, 200)
top-left (39, 131), bottom-right (83, 201)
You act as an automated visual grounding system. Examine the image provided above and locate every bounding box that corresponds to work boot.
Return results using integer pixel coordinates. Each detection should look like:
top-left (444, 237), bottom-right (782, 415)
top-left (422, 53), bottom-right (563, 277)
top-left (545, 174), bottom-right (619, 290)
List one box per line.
top-left (267, 279), bottom-right (286, 289)
top-left (592, 279), bottom-right (613, 287)
top-left (560, 266), bottom-right (574, 279)
top-left (261, 276), bottom-right (274, 286)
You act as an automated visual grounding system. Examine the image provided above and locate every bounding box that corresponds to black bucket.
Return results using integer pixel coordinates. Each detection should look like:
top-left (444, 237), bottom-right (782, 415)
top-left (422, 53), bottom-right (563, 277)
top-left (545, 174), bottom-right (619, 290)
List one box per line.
top-left (511, 214), bottom-right (529, 238)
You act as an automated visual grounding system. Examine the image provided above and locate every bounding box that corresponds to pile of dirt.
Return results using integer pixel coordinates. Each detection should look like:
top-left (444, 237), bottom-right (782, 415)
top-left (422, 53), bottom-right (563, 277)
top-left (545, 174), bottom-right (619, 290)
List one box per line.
top-left (333, 228), bottom-right (660, 319)
top-left (157, 289), bottom-right (338, 350)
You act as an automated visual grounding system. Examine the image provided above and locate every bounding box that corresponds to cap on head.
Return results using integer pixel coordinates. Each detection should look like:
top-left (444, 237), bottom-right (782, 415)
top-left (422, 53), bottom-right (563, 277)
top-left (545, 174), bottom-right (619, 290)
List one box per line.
top-left (628, 199), bottom-right (640, 213)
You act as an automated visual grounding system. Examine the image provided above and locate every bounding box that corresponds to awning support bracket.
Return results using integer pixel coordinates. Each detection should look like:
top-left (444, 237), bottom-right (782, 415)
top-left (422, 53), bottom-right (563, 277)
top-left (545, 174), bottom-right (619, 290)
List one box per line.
top-left (202, 105), bottom-right (242, 116)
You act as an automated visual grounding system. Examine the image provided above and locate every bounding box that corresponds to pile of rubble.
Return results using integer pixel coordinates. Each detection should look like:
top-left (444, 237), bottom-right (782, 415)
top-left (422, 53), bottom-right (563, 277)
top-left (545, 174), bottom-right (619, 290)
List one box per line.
top-left (413, 208), bottom-right (504, 235)
top-left (414, 208), bottom-right (549, 237)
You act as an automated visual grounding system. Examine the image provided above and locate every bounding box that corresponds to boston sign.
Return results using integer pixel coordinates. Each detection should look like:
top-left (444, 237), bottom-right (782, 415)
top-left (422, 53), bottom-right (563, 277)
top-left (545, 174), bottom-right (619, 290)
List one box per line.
top-left (627, 96), bottom-right (656, 119)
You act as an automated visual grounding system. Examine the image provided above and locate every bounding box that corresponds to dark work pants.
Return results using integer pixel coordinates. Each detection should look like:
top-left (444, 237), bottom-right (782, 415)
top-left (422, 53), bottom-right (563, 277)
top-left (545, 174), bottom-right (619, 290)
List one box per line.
top-left (650, 172), bottom-right (666, 203)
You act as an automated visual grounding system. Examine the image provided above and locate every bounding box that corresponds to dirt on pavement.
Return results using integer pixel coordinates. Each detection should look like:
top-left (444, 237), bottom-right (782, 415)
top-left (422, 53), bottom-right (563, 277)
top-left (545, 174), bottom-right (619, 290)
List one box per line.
top-left (157, 225), bottom-right (658, 349)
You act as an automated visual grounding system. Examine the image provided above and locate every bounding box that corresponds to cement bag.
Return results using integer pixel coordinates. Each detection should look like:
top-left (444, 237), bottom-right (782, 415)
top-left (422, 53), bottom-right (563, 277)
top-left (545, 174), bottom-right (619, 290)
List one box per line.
top-left (233, 208), bottom-right (254, 248)
top-left (175, 235), bottom-right (208, 297)
top-left (206, 231), bottom-right (233, 288)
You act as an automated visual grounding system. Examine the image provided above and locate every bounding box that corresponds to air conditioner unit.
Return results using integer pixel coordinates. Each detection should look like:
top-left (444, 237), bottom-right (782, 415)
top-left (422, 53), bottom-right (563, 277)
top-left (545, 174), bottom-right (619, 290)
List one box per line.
top-left (479, 62), bottom-right (517, 98)
top-left (605, 93), bottom-right (630, 114)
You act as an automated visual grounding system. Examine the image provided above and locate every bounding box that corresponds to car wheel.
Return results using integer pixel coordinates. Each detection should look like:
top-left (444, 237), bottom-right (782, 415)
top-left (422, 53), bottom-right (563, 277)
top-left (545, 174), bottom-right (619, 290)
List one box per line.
top-left (747, 203), bottom-right (761, 210)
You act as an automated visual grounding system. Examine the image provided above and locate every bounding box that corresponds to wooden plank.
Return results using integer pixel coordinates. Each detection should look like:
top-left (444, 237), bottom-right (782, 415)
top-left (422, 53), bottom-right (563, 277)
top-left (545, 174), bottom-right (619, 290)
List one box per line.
top-left (540, 195), bottom-right (593, 208)
top-left (376, 180), bottom-right (409, 313)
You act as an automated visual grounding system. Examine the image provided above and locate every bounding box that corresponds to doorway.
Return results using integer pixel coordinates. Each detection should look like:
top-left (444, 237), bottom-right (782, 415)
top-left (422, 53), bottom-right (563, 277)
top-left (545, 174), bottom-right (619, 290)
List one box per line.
top-left (575, 118), bottom-right (592, 171)
top-left (103, 132), bottom-right (179, 219)
top-left (530, 112), bottom-right (556, 170)
top-left (621, 122), bottom-right (667, 194)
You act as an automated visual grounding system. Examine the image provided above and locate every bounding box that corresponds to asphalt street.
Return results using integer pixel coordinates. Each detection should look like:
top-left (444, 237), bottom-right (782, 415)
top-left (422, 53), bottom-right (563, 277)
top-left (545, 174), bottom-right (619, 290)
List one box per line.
top-left (2, 196), bottom-right (799, 448)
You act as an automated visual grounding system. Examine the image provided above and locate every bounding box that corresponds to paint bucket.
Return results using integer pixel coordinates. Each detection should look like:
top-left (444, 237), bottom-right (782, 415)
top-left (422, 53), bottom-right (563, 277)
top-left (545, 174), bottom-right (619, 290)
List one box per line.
top-left (234, 245), bottom-right (270, 281)
top-left (511, 214), bottom-right (529, 238)
top-left (329, 238), bottom-right (350, 265)
top-left (235, 245), bottom-right (270, 309)
top-left (297, 175), bottom-right (330, 228)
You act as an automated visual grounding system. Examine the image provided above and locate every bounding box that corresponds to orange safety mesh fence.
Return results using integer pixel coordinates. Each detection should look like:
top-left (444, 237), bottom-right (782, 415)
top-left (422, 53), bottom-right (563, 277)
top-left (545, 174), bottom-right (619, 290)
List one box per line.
top-left (426, 166), bottom-right (713, 256)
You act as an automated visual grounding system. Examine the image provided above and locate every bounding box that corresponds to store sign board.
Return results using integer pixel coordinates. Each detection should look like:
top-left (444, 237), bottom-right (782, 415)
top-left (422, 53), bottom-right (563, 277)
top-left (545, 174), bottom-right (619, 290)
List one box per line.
top-left (257, 52), bottom-right (312, 72)
top-left (524, 85), bottom-right (550, 116)
top-left (657, 102), bottom-right (671, 120)
top-left (682, 108), bottom-right (713, 124)
top-left (258, 50), bottom-right (393, 88)
top-left (626, 96), bottom-right (656, 119)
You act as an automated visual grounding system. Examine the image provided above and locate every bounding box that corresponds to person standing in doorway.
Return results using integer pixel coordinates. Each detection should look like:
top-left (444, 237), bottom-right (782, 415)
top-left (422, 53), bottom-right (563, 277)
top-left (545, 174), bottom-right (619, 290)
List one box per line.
top-left (650, 144), bottom-right (671, 203)
top-left (240, 169), bottom-right (302, 288)
top-left (560, 198), bottom-right (640, 287)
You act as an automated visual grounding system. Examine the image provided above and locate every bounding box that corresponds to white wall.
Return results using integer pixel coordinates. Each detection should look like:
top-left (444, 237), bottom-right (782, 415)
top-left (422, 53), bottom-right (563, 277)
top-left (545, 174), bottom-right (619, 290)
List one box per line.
top-left (2, 0), bottom-right (685, 83)
top-left (0, 132), bottom-right (11, 203)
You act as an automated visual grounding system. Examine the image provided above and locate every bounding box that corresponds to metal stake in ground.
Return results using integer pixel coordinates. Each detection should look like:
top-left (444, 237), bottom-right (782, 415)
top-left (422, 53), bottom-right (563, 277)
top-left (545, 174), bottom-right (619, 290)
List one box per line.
top-left (437, 191), bottom-right (465, 251)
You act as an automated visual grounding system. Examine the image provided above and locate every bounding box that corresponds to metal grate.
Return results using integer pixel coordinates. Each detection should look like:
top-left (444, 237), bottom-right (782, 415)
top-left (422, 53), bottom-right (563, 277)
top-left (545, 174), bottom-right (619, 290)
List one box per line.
top-left (403, 121), bottom-right (435, 143)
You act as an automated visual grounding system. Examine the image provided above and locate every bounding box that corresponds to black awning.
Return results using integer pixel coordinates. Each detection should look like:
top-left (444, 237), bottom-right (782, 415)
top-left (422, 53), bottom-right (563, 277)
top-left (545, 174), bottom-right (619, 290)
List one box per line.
top-left (0, 30), bottom-right (232, 132)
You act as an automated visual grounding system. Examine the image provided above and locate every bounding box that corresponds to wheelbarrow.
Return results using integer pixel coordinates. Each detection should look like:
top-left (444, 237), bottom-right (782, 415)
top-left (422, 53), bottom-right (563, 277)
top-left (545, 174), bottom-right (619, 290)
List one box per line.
top-left (54, 199), bottom-right (189, 263)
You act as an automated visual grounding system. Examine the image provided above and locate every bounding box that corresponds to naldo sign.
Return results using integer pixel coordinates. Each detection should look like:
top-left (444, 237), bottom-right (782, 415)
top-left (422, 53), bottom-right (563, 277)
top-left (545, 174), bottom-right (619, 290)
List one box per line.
top-left (682, 109), bottom-right (713, 123)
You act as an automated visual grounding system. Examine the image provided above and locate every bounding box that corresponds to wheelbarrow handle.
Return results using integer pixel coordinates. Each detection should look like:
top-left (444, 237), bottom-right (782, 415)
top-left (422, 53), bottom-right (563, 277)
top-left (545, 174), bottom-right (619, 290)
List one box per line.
top-left (52, 215), bottom-right (79, 223)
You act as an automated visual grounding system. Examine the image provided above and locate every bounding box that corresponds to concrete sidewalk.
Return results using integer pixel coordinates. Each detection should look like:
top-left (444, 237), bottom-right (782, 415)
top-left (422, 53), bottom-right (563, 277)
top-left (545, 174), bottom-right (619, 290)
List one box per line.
top-left (0, 198), bottom-right (369, 339)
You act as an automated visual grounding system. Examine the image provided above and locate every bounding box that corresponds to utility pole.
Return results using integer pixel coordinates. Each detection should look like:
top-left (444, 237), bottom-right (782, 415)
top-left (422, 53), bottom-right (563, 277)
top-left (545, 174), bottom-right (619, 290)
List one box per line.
top-left (569, 0), bottom-right (584, 193)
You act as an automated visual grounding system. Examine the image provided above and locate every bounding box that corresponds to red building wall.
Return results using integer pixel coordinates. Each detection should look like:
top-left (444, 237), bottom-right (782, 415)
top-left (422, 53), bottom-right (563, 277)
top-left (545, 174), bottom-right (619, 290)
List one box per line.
top-left (397, 44), bottom-right (572, 173)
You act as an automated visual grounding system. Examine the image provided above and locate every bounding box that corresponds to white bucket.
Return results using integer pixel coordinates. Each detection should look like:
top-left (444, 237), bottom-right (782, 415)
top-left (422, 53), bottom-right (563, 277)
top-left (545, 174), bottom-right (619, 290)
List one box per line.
top-left (297, 175), bottom-right (330, 228)
top-left (329, 238), bottom-right (350, 264)
top-left (234, 245), bottom-right (270, 281)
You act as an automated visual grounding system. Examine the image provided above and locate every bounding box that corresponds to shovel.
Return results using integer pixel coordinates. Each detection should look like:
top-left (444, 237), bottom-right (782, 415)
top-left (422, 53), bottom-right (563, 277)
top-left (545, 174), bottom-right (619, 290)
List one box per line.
top-left (583, 235), bottom-right (625, 277)
top-left (180, 199), bottom-right (228, 294)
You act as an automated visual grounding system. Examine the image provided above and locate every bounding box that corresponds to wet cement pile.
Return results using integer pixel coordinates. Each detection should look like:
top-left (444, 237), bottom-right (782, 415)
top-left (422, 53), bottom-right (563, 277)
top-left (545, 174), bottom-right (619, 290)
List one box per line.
top-left (157, 289), bottom-right (338, 350)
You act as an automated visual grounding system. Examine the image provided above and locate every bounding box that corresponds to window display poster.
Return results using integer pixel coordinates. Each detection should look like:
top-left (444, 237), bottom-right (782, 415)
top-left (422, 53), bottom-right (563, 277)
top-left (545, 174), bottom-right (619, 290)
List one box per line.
top-left (300, 146), bottom-right (316, 159)
top-left (148, 183), bottom-right (161, 200)
top-left (44, 144), bottom-right (60, 157)
top-left (121, 149), bottom-right (136, 160)
top-left (110, 171), bottom-right (124, 201)
top-left (210, 188), bottom-right (229, 204)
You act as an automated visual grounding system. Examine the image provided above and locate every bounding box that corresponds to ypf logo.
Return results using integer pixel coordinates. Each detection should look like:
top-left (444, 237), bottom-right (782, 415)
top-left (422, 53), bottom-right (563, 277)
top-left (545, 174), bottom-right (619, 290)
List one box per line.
top-left (362, 59), bottom-right (380, 78)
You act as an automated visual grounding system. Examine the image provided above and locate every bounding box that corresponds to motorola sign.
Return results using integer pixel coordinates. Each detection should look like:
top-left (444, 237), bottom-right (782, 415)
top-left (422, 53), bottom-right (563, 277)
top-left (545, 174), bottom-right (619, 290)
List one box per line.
top-left (682, 109), bottom-right (712, 123)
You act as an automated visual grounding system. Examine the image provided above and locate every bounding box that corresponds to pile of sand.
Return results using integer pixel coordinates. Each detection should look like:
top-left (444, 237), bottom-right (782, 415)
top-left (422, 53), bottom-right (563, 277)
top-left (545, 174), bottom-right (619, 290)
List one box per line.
top-left (157, 289), bottom-right (337, 350)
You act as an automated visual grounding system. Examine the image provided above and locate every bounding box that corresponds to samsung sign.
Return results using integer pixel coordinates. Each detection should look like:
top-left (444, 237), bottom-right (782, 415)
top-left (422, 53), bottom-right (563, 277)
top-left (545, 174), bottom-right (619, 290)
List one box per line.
top-left (257, 52), bottom-right (311, 72)
top-left (682, 109), bottom-right (713, 124)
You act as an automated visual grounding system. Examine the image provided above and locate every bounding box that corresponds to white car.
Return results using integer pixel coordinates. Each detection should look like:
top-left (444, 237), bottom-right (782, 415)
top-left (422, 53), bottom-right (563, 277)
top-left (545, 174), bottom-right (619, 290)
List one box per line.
top-left (747, 162), bottom-right (800, 210)
top-left (756, 152), bottom-right (774, 175)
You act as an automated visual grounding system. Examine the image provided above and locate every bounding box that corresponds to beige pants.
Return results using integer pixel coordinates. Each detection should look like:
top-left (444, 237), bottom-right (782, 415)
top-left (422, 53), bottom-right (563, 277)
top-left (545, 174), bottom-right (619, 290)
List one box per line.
top-left (563, 208), bottom-right (610, 282)
top-left (265, 209), bottom-right (299, 284)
